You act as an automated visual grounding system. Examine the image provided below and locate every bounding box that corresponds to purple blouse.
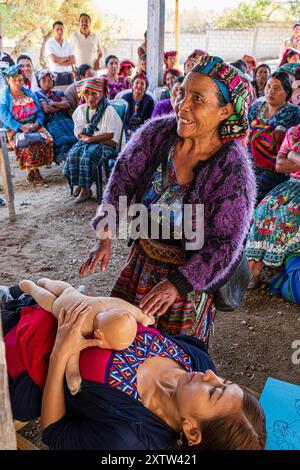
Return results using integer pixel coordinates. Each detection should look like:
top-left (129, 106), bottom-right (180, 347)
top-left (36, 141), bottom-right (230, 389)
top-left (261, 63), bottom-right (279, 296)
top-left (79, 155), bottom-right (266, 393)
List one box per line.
top-left (102, 74), bottom-right (131, 99)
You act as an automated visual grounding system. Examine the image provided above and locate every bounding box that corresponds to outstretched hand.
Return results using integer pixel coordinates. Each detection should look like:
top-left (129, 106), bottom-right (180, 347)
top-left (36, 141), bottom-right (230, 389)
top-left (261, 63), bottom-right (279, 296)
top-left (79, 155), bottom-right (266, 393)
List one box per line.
top-left (79, 238), bottom-right (111, 277)
top-left (139, 280), bottom-right (179, 317)
top-left (51, 301), bottom-right (101, 360)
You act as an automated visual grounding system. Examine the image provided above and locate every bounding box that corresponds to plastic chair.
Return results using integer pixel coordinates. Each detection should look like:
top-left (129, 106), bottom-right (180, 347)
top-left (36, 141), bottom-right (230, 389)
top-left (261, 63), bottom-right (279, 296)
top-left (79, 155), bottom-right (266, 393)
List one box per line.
top-left (153, 86), bottom-right (169, 102)
top-left (95, 98), bottom-right (128, 202)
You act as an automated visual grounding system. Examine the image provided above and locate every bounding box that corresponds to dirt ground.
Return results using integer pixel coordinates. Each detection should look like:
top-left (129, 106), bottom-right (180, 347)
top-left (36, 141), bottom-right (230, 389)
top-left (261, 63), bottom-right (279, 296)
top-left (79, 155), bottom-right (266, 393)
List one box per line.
top-left (1, 157), bottom-right (300, 448)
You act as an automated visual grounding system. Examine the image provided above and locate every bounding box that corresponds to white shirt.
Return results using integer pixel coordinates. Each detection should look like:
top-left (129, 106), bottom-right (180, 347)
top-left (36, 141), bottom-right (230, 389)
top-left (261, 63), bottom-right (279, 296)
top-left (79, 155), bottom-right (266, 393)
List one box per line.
top-left (69, 30), bottom-right (102, 68)
top-left (45, 38), bottom-right (74, 73)
top-left (72, 103), bottom-right (125, 148)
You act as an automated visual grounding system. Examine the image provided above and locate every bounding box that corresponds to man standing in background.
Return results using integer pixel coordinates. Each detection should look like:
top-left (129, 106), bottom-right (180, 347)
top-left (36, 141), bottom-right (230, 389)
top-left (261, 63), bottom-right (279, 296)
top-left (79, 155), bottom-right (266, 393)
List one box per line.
top-left (69, 13), bottom-right (103, 72)
top-left (45, 21), bottom-right (75, 86)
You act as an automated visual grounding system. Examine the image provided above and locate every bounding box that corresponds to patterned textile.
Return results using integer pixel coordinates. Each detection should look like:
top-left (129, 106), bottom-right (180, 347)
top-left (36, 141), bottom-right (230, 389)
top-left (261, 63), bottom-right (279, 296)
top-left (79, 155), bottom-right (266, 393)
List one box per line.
top-left (2, 63), bottom-right (22, 78)
top-left (7, 127), bottom-right (53, 170)
top-left (11, 95), bottom-right (37, 123)
top-left (270, 254), bottom-right (300, 304)
top-left (255, 166), bottom-right (288, 204)
top-left (279, 48), bottom-right (300, 67)
top-left (36, 89), bottom-right (77, 163)
top-left (101, 74), bottom-right (131, 99)
top-left (76, 77), bottom-right (108, 98)
top-left (141, 147), bottom-right (191, 241)
top-left (278, 125), bottom-right (300, 178)
top-left (194, 55), bottom-right (249, 142)
top-left (63, 141), bottom-right (116, 188)
top-left (108, 329), bottom-right (192, 400)
top-left (245, 178), bottom-right (300, 266)
top-left (277, 62), bottom-right (300, 80)
top-left (111, 240), bottom-right (215, 343)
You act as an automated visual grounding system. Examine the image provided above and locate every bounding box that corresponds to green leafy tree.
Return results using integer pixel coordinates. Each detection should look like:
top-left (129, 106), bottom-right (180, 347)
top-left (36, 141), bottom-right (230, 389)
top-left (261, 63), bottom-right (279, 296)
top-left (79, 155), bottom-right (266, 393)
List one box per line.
top-left (0, 1), bottom-right (123, 66)
top-left (216, 0), bottom-right (288, 29)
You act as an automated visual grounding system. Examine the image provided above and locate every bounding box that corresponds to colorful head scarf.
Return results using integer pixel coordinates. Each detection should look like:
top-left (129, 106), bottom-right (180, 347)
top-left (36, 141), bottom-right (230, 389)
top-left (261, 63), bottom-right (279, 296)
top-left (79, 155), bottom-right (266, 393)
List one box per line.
top-left (2, 64), bottom-right (23, 79)
top-left (277, 62), bottom-right (300, 81)
top-left (164, 50), bottom-right (177, 67)
top-left (37, 69), bottom-right (56, 88)
top-left (120, 59), bottom-right (135, 77)
top-left (279, 47), bottom-right (300, 67)
top-left (242, 54), bottom-right (258, 69)
top-left (188, 49), bottom-right (208, 60)
top-left (163, 67), bottom-right (181, 83)
top-left (193, 55), bottom-right (249, 142)
top-left (76, 77), bottom-right (108, 98)
top-left (132, 72), bottom-right (149, 90)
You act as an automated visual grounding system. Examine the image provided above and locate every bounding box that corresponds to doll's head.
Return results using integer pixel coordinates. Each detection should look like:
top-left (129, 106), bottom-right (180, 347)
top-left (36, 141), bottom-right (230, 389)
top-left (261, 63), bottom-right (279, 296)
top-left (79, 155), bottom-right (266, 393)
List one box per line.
top-left (92, 308), bottom-right (137, 350)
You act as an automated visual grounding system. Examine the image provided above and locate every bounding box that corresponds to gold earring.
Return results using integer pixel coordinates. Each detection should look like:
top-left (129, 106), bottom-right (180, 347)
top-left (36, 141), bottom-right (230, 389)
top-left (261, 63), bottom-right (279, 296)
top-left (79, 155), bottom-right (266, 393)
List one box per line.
top-left (177, 433), bottom-right (183, 447)
top-left (188, 440), bottom-right (193, 447)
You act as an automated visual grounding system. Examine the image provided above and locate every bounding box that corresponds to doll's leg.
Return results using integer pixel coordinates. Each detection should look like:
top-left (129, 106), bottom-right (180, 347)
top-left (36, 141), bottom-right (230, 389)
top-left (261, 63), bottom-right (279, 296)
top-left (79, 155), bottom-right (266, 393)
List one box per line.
top-left (37, 278), bottom-right (72, 296)
top-left (65, 353), bottom-right (82, 395)
top-left (19, 280), bottom-right (56, 312)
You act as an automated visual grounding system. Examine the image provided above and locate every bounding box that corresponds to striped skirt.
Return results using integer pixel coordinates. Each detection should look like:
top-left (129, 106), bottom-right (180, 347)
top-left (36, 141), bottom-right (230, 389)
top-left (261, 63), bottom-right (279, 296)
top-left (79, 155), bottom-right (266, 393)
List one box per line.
top-left (110, 239), bottom-right (215, 345)
top-left (246, 178), bottom-right (300, 266)
top-left (46, 112), bottom-right (77, 163)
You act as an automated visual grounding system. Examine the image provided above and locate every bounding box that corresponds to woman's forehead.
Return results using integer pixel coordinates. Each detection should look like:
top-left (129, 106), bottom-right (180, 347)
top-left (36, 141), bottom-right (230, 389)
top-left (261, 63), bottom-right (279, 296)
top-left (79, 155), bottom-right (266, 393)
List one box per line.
top-left (181, 72), bottom-right (218, 91)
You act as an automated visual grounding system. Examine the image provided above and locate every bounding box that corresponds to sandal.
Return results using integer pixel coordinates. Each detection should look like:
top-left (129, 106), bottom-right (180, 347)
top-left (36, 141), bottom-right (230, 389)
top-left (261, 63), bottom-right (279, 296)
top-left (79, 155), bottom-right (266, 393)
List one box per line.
top-left (26, 170), bottom-right (35, 184)
top-left (75, 188), bottom-right (92, 204)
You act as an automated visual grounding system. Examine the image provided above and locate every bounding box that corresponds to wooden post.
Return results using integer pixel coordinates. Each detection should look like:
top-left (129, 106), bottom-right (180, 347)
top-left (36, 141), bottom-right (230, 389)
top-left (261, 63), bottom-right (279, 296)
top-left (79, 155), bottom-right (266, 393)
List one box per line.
top-left (0, 128), bottom-right (16, 222)
top-left (0, 316), bottom-right (17, 450)
top-left (147, 0), bottom-right (165, 90)
top-left (175, 0), bottom-right (180, 68)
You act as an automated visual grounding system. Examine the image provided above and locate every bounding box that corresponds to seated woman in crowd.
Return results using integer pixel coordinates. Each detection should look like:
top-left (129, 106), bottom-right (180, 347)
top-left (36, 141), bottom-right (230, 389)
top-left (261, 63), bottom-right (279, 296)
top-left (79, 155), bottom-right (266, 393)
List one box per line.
top-left (161, 68), bottom-right (182, 100)
top-left (122, 72), bottom-right (154, 142)
top-left (102, 55), bottom-right (131, 99)
top-left (278, 62), bottom-right (300, 106)
top-left (64, 64), bottom-right (94, 113)
top-left (164, 51), bottom-right (177, 70)
top-left (138, 53), bottom-right (147, 74)
top-left (242, 54), bottom-right (258, 80)
top-left (2, 286), bottom-right (266, 450)
top-left (152, 76), bottom-right (183, 118)
top-left (16, 54), bottom-right (39, 92)
top-left (279, 48), bottom-right (300, 67)
top-left (0, 65), bottom-right (53, 184)
top-left (246, 124), bottom-right (300, 292)
top-left (35, 70), bottom-right (77, 163)
top-left (248, 71), bottom-right (300, 204)
top-left (119, 59), bottom-right (135, 82)
top-left (252, 63), bottom-right (271, 99)
top-left (183, 57), bottom-right (196, 76)
top-left (63, 77), bottom-right (124, 203)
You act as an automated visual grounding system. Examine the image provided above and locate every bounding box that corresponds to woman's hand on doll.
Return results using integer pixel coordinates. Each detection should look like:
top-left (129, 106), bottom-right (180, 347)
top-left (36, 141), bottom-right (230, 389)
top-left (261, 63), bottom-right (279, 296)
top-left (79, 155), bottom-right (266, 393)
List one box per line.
top-left (79, 237), bottom-right (112, 277)
top-left (51, 301), bottom-right (102, 361)
top-left (139, 280), bottom-right (179, 317)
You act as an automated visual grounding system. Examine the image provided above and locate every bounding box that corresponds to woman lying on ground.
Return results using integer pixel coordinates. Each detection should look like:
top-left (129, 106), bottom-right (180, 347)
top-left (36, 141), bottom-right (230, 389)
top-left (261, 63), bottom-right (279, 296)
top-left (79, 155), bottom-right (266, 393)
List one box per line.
top-left (2, 285), bottom-right (266, 450)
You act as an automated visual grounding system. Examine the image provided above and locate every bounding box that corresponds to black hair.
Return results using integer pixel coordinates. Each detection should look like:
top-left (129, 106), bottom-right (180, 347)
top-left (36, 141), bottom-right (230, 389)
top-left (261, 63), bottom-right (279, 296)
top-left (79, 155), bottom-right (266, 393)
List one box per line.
top-left (79, 13), bottom-right (91, 22)
top-left (230, 60), bottom-right (247, 74)
top-left (16, 54), bottom-right (33, 65)
top-left (105, 55), bottom-right (119, 67)
top-left (269, 70), bottom-right (293, 100)
top-left (287, 49), bottom-right (300, 60)
top-left (293, 23), bottom-right (300, 29)
top-left (174, 76), bottom-right (184, 86)
top-left (53, 21), bottom-right (63, 29)
top-left (77, 64), bottom-right (92, 80)
top-left (253, 63), bottom-right (271, 80)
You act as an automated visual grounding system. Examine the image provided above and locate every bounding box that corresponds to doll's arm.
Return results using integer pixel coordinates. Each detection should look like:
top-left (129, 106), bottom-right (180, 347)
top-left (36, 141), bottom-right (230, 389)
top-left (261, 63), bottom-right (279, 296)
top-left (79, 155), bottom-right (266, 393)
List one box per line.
top-left (65, 353), bottom-right (82, 396)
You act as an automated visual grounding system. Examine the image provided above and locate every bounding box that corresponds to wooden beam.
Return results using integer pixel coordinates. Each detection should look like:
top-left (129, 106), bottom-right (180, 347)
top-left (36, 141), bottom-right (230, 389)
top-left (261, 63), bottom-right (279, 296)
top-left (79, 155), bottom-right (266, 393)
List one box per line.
top-left (0, 317), bottom-right (17, 450)
top-left (147, 0), bottom-right (165, 90)
top-left (175, 0), bottom-right (180, 68)
top-left (0, 128), bottom-right (16, 222)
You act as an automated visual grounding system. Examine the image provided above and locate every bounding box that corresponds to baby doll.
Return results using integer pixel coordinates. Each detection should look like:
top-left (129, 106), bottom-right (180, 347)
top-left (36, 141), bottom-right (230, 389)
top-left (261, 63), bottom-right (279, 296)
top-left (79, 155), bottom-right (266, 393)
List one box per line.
top-left (19, 278), bottom-right (154, 394)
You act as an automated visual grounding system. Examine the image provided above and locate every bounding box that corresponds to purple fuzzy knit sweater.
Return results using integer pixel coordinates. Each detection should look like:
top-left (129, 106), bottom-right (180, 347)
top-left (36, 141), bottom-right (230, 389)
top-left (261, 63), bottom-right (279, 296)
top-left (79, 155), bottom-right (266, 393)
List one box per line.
top-left (92, 115), bottom-right (256, 295)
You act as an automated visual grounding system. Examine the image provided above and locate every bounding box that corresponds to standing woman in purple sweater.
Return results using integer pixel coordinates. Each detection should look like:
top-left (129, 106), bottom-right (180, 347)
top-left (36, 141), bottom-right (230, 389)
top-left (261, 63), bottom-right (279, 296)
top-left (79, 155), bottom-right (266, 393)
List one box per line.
top-left (80, 56), bottom-right (256, 344)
